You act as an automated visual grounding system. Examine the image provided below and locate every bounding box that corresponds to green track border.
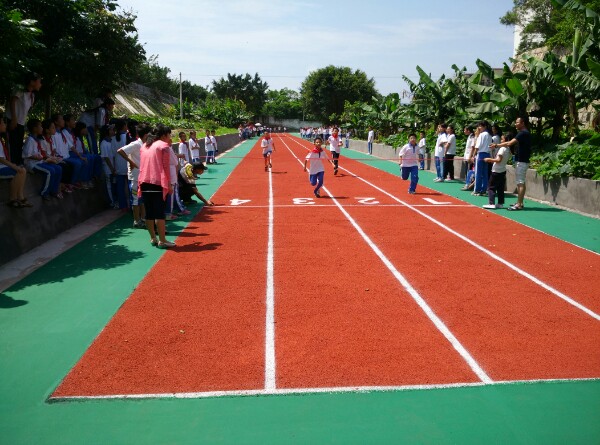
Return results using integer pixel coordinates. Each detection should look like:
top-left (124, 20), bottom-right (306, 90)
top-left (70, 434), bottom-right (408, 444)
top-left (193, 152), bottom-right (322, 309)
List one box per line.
top-left (1, 137), bottom-right (599, 444)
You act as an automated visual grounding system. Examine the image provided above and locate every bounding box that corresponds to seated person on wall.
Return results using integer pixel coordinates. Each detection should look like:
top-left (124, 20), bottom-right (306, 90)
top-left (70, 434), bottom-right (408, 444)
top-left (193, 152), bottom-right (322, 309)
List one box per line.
top-left (0, 115), bottom-right (32, 208)
top-left (178, 162), bottom-right (214, 206)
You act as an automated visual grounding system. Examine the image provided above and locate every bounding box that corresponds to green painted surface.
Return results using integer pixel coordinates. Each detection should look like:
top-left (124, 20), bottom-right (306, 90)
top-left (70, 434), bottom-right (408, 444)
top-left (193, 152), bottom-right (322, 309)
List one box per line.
top-left (1, 137), bottom-right (599, 444)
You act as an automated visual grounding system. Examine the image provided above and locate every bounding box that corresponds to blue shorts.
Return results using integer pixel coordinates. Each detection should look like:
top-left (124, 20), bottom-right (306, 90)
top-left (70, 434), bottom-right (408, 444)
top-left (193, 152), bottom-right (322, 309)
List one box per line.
top-left (0, 166), bottom-right (17, 179)
top-left (263, 150), bottom-right (272, 158)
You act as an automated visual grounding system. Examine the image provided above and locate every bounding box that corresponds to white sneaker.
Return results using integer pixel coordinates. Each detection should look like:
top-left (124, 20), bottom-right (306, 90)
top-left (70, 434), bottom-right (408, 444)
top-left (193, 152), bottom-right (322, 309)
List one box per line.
top-left (483, 204), bottom-right (498, 209)
top-left (157, 240), bottom-right (176, 248)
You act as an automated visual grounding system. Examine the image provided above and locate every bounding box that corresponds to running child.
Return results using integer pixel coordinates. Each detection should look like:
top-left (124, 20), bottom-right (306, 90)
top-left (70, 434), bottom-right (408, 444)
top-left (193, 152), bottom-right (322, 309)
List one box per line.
top-left (398, 133), bottom-right (420, 194)
top-left (261, 131), bottom-right (275, 171)
top-left (328, 128), bottom-right (343, 175)
top-left (303, 137), bottom-right (333, 198)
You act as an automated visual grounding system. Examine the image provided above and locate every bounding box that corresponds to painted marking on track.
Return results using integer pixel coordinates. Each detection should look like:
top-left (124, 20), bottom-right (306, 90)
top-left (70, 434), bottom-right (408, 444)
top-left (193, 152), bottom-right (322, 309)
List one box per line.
top-left (423, 197), bottom-right (452, 205)
top-left (49, 376), bottom-right (600, 401)
top-left (356, 197), bottom-right (380, 205)
top-left (230, 199), bottom-right (252, 206)
top-left (47, 377), bottom-right (600, 401)
top-left (219, 204), bottom-right (474, 209)
top-left (280, 136), bottom-right (493, 384)
top-left (293, 198), bottom-right (316, 205)
top-left (265, 169), bottom-right (276, 391)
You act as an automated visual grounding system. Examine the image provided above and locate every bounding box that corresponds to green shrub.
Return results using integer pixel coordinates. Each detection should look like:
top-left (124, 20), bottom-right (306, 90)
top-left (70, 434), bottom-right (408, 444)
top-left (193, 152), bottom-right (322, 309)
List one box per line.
top-left (530, 141), bottom-right (600, 180)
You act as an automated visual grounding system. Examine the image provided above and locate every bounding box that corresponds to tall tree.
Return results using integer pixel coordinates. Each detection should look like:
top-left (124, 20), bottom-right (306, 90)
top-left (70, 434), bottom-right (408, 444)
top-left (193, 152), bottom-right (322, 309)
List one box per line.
top-left (3, 0), bottom-right (146, 113)
top-left (261, 88), bottom-right (302, 119)
top-left (501, 0), bottom-right (600, 53)
top-left (301, 66), bottom-right (379, 123)
top-left (212, 73), bottom-right (268, 116)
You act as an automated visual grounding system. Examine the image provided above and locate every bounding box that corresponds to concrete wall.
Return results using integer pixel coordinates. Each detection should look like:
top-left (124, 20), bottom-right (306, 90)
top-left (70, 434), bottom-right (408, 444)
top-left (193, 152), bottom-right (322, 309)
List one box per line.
top-left (1, 134), bottom-right (244, 266)
top-left (349, 140), bottom-right (600, 217)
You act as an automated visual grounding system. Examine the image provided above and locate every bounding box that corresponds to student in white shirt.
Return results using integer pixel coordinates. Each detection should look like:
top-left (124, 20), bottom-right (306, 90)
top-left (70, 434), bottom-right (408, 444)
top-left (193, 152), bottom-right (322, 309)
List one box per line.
top-left (303, 137), bottom-right (333, 198)
top-left (461, 126), bottom-right (476, 191)
top-left (417, 131), bottom-right (427, 170)
top-left (482, 132), bottom-right (512, 209)
top-left (204, 130), bottom-right (214, 164)
top-left (118, 123), bottom-right (151, 227)
top-left (178, 132), bottom-right (191, 167)
top-left (261, 132), bottom-right (275, 171)
top-left (328, 128), bottom-right (343, 175)
top-left (473, 120), bottom-right (493, 195)
top-left (188, 131), bottom-right (201, 162)
top-left (367, 127), bottom-right (375, 155)
top-left (443, 125), bottom-right (457, 181)
top-left (210, 130), bottom-right (218, 163)
top-left (433, 124), bottom-right (448, 182)
top-left (398, 133), bottom-right (420, 194)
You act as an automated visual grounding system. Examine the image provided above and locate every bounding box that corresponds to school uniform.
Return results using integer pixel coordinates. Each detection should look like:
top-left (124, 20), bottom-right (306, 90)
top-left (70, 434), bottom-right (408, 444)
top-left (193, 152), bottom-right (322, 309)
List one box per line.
top-left (189, 138), bottom-right (200, 162)
top-left (487, 146), bottom-right (510, 206)
top-left (204, 136), bottom-right (214, 164)
top-left (305, 148), bottom-right (329, 196)
top-left (398, 142), bottom-right (419, 193)
top-left (434, 132), bottom-right (447, 180)
top-left (328, 135), bottom-right (342, 172)
top-left (444, 133), bottom-right (457, 180)
top-left (120, 138), bottom-right (143, 206)
top-left (5, 90), bottom-right (35, 165)
top-left (474, 131), bottom-right (492, 194)
top-left (22, 136), bottom-right (62, 197)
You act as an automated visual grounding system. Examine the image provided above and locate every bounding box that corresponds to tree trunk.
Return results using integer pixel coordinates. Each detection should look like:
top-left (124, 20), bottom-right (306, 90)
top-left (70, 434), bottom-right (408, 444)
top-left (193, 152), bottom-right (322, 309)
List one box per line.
top-left (567, 90), bottom-right (579, 137)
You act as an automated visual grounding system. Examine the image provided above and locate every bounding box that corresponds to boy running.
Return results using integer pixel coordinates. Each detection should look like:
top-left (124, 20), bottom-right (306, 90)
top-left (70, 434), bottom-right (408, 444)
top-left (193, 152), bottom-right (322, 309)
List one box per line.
top-left (328, 128), bottom-right (343, 175)
top-left (303, 137), bottom-right (333, 198)
top-left (398, 133), bottom-right (420, 194)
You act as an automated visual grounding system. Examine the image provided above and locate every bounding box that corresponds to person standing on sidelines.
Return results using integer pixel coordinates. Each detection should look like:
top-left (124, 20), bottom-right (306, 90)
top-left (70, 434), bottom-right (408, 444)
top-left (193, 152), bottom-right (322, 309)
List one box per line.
top-left (304, 137), bottom-right (333, 198)
top-left (328, 128), bottom-right (343, 175)
top-left (5, 72), bottom-right (42, 165)
top-left (491, 116), bottom-right (531, 210)
top-left (472, 120), bottom-right (493, 196)
top-left (261, 131), bottom-right (275, 171)
top-left (204, 130), bottom-right (215, 164)
top-left (367, 126), bottom-right (374, 155)
top-left (482, 132), bottom-right (512, 209)
top-left (118, 123), bottom-right (152, 228)
top-left (433, 124), bottom-right (448, 182)
top-left (443, 125), bottom-right (457, 181)
top-left (138, 124), bottom-right (176, 248)
top-left (398, 133), bottom-right (420, 194)
top-left (210, 130), bottom-right (218, 164)
top-left (417, 131), bottom-right (427, 170)
top-left (460, 126), bottom-right (476, 191)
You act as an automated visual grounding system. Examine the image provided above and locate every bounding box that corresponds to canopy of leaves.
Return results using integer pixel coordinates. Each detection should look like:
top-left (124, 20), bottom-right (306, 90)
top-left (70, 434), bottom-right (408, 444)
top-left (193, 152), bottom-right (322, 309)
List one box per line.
top-left (301, 66), bottom-right (379, 124)
top-left (212, 73), bottom-right (268, 117)
top-left (2, 0), bottom-right (146, 110)
top-left (261, 88), bottom-right (303, 120)
top-left (501, 0), bottom-right (600, 52)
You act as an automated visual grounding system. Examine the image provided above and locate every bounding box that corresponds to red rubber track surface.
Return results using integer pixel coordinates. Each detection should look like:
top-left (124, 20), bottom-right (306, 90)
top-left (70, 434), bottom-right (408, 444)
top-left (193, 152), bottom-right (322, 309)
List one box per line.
top-left (54, 135), bottom-right (600, 397)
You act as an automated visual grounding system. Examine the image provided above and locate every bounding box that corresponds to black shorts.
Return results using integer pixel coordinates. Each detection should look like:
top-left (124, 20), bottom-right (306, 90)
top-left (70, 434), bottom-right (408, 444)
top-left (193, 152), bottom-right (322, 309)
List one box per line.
top-left (140, 182), bottom-right (166, 220)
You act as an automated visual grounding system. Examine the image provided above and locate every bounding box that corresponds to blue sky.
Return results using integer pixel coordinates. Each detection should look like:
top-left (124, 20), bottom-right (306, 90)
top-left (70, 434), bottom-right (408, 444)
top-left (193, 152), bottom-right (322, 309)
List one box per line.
top-left (117, 0), bottom-right (516, 96)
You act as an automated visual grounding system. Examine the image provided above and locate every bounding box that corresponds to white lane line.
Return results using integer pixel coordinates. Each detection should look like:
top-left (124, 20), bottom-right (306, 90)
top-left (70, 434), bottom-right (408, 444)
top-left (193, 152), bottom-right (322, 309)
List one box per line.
top-left (219, 204), bottom-right (474, 209)
top-left (285, 137), bottom-right (600, 322)
top-left (279, 137), bottom-right (492, 383)
top-left (265, 167), bottom-right (276, 391)
top-left (335, 164), bottom-right (600, 322)
top-left (47, 376), bottom-right (600, 402)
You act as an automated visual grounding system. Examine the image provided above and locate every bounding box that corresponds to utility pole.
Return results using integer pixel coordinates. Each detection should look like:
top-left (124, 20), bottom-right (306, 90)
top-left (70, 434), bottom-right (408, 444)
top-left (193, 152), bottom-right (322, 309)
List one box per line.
top-left (179, 72), bottom-right (183, 120)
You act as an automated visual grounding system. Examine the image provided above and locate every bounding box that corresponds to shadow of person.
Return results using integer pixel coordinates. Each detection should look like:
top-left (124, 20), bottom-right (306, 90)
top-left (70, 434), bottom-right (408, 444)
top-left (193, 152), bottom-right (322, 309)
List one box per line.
top-left (172, 242), bottom-right (223, 253)
top-left (0, 293), bottom-right (28, 309)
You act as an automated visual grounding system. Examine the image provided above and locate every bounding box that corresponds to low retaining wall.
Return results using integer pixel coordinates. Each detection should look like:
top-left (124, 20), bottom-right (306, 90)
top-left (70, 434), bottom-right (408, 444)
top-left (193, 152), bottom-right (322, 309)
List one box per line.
top-left (1, 134), bottom-right (244, 266)
top-left (349, 140), bottom-right (600, 217)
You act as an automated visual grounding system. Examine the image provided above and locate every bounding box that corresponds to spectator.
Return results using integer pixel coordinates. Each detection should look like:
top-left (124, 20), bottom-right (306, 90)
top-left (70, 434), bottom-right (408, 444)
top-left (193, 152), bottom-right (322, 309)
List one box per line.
top-left (417, 131), bottom-right (426, 170)
top-left (443, 125), bottom-right (457, 181)
top-left (167, 142), bottom-right (189, 219)
top-left (189, 130), bottom-right (201, 162)
top-left (491, 116), bottom-right (531, 211)
top-left (99, 124), bottom-right (117, 208)
top-left (51, 114), bottom-right (84, 189)
top-left (118, 123), bottom-right (152, 228)
top-left (79, 98), bottom-right (115, 155)
top-left (367, 126), bottom-right (374, 155)
top-left (483, 131), bottom-right (512, 210)
top-left (460, 126), bottom-right (476, 191)
top-left (0, 116), bottom-right (31, 207)
top-left (138, 124), bottom-right (176, 248)
top-left (22, 119), bottom-right (63, 200)
top-left (111, 119), bottom-right (130, 209)
top-left (472, 120), bottom-right (493, 196)
top-left (433, 124), bottom-right (448, 182)
top-left (5, 72), bottom-right (42, 165)
top-left (178, 132), bottom-right (191, 166)
top-left (42, 119), bottom-right (75, 194)
top-left (204, 129), bottom-right (215, 164)
top-left (210, 130), bottom-right (218, 163)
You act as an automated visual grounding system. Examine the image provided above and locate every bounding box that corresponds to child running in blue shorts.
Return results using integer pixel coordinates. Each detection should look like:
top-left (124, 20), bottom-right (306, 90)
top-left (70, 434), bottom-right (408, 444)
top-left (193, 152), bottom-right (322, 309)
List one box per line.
top-left (303, 137), bottom-right (333, 198)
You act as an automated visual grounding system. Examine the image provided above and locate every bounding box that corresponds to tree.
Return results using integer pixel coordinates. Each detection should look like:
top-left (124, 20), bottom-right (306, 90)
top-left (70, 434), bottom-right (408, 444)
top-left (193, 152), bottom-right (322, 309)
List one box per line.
top-left (212, 73), bottom-right (268, 116)
top-left (0, 6), bottom-right (42, 102)
top-left (3, 0), bottom-right (146, 113)
top-left (261, 88), bottom-right (302, 119)
top-left (301, 66), bottom-right (379, 123)
top-left (500, 0), bottom-right (600, 53)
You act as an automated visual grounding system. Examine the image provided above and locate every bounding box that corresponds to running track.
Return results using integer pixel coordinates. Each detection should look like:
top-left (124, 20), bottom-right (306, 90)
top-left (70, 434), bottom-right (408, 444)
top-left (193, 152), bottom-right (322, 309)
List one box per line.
top-left (53, 134), bottom-right (600, 399)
